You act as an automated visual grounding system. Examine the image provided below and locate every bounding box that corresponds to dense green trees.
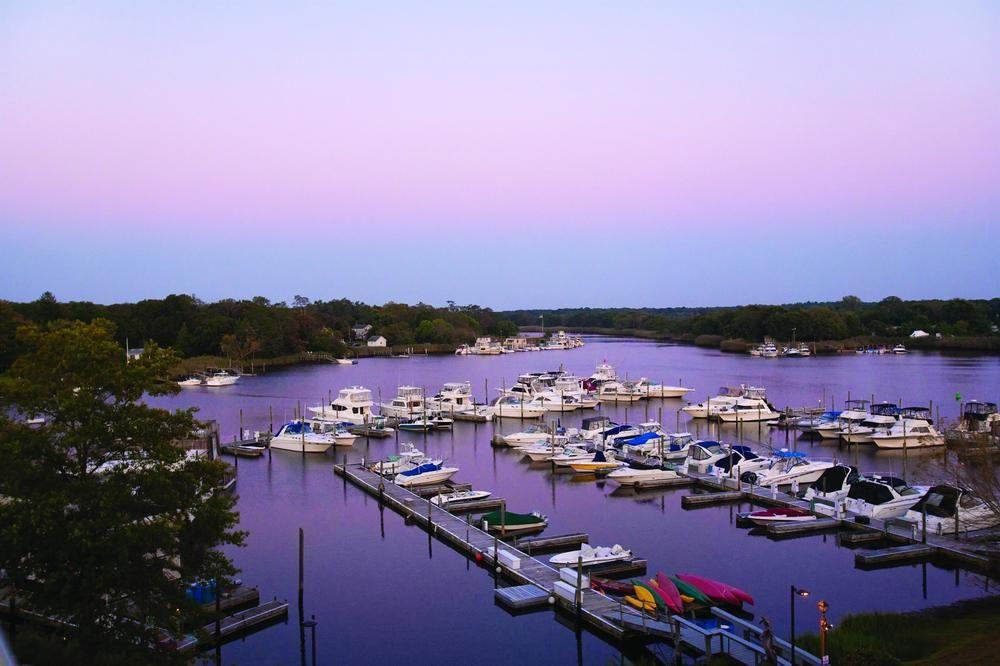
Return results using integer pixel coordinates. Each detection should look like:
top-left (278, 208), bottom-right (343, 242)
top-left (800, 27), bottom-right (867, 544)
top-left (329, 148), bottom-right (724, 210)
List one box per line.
top-left (0, 319), bottom-right (244, 662)
top-left (0, 295), bottom-right (519, 371)
top-left (504, 296), bottom-right (999, 342)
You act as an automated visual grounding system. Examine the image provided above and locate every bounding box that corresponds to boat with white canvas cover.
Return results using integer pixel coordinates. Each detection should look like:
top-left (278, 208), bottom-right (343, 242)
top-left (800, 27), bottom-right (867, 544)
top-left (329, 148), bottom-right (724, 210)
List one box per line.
top-left (522, 444), bottom-right (565, 462)
top-left (870, 409), bottom-right (943, 449)
top-left (309, 387), bottom-right (376, 424)
top-left (681, 441), bottom-right (729, 474)
top-left (269, 420), bottom-right (336, 454)
top-left (739, 451), bottom-right (834, 487)
top-left (551, 447), bottom-right (597, 467)
top-left (715, 399), bottom-right (781, 423)
top-left (597, 381), bottom-right (644, 403)
top-left (843, 476), bottom-right (927, 519)
top-left (430, 489), bottom-right (492, 506)
top-left (632, 378), bottom-right (694, 399)
top-left (549, 543), bottom-right (632, 566)
top-left (607, 464), bottom-right (681, 488)
top-left (204, 369), bottom-right (239, 387)
top-left (393, 462), bottom-right (459, 487)
top-left (902, 485), bottom-right (1000, 535)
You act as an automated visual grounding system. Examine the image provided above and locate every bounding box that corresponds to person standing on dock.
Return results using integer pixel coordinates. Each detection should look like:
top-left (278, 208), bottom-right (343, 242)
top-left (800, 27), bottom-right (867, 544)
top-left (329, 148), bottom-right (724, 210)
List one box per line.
top-left (759, 617), bottom-right (777, 664)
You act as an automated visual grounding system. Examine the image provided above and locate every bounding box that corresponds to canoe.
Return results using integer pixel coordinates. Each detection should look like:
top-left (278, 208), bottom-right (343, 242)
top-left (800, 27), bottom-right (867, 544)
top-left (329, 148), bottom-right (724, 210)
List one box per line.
top-left (633, 581), bottom-right (665, 611)
top-left (651, 573), bottom-right (684, 614)
top-left (676, 573), bottom-right (754, 606)
top-left (668, 575), bottom-right (712, 606)
top-left (590, 577), bottom-right (633, 597)
top-left (624, 583), bottom-right (658, 612)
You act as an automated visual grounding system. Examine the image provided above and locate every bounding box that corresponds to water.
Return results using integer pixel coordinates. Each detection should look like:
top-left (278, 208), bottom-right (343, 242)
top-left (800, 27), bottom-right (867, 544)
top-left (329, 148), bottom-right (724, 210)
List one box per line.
top-left (150, 337), bottom-right (1000, 664)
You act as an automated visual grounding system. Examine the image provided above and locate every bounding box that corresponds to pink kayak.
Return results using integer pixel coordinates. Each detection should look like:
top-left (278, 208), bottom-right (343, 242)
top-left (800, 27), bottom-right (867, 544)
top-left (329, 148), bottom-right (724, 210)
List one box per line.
top-left (676, 573), bottom-right (754, 606)
top-left (652, 572), bottom-right (685, 614)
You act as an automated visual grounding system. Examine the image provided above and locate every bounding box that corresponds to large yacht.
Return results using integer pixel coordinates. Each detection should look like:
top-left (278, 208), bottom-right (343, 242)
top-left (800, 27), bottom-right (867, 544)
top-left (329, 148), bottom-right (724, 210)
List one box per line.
top-left (840, 402), bottom-right (900, 444)
top-left (380, 386), bottom-right (427, 418)
top-left (426, 381), bottom-right (477, 414)
top-left (632, 378), bottom-right (694, 399)
top-left (308, 386), bottom-right (375, 424)
top-left (870, 409), bottom-right (944, 448)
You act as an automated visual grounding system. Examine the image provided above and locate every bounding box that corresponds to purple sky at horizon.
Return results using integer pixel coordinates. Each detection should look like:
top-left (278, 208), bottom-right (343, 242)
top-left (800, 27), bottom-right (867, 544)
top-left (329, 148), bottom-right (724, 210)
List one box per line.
top-left (1, 2), bottom-right (998, 309)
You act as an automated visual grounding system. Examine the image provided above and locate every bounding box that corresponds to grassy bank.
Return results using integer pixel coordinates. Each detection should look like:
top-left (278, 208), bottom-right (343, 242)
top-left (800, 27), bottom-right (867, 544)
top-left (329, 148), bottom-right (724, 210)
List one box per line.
top-left (797, 596), bottom-right (1000, 664)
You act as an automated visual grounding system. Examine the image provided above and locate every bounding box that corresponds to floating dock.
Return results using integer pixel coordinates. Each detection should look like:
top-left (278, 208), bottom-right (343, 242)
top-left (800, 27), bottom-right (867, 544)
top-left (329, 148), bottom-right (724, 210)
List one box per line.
top-left (855, 544), bottom-right (937, 567)
top-left (494, 584), bottom-right (551, 611)
top-left (513, 532), bottom-right (589, 554)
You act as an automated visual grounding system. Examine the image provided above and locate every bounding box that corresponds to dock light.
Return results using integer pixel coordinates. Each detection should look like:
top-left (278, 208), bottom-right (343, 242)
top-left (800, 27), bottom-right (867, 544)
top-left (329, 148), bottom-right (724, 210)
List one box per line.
top-left (790, 585), bottom-right (810, 663)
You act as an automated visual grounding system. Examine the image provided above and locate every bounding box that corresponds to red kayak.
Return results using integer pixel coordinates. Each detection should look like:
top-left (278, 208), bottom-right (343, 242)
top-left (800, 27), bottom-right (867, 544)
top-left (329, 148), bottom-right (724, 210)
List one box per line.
top-left (590, 576), bottom-right (633, 597)
top-left (676, 573), bottom-right (754, 606)
top-left (652, 573), bottom-right (685, 613)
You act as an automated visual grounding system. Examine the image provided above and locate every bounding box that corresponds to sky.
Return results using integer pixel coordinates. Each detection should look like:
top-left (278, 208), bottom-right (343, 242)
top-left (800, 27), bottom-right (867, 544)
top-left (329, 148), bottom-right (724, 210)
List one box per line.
top-left (1, 1), bottom-right (998, 309)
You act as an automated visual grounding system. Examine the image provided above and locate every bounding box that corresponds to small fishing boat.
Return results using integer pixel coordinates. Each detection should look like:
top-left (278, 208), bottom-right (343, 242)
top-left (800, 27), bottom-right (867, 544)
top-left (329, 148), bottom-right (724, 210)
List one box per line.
top-left (549, 543), bottom-right (632, 566)
top-left (676, 573), bottom-right (754, 606)
top-left (335, 358), bottom-right (356, 365)
top-left (590, 577), bottom-right (634, 597)
top-left (427, 415), bottom-right (454, 430)
top-left (746, 507), bottom-right (817, 526)
top-left (393, 462), bottom-right (459, 487)
top-left (479, 510), bottom-right (547, 532)
top-left (430, 489), bottom-right (492, 506)
top-left (568, 450), bottom-right (622, 474)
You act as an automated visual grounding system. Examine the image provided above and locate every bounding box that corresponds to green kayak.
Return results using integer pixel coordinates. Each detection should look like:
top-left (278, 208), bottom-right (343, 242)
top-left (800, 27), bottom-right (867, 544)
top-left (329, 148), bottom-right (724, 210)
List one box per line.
top-left (669, 575), bottom-right (712, 605)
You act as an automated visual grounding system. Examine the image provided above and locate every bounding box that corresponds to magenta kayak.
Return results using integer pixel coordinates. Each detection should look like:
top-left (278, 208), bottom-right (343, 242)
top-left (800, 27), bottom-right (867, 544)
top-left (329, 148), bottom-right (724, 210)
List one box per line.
top-left (652, 572), bottom-right (685, 613)
top-left (676, 573), bottom-right (754, 606)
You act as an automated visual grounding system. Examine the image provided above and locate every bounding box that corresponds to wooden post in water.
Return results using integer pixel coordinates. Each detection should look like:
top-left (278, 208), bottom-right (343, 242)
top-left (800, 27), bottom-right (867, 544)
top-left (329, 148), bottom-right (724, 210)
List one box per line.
top-left (239, 408), bottom-right (244, 440)
top-left (575, 554), bottom-right (584, 612)
top-left (298, 527), bottom-right (305, 620)
top-left (299, 400), bottom-right (305, 458)
top-left (269, 405), bottom-right (274, 434)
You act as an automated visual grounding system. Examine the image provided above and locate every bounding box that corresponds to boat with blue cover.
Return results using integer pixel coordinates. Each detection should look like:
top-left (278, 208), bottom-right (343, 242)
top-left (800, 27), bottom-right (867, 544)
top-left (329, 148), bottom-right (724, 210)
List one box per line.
top-left (393, 462), bottom-right (459, 487)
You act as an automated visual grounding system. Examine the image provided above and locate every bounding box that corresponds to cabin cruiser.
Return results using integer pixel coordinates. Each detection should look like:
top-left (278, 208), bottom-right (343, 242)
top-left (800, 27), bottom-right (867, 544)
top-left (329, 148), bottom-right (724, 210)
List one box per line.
top-left (813, 400), bottom-right (869, 439)
top-left (579, 416), bottom-right (618, 441)
top-left (749, 340), bottom-right (780, 358)
top-left (632, 378), bottom-right (694, 399)
top-left (681, 385), bottom-right (751, 418)
top-left (454, 344), bottom-right (473, 355)
top-left (739, 451), bottom-right (834, 487)
top-left (502, 425), bottom-right (562, 447)
top-left (597, 381), bottom-right (644, 403)
top-left (177, 376), bottom-right (203, 387)
top-left (607, 463), bottom-right (681, 488)
top-left (803, 464), bottom-right (860, 505)
top-left (489, 395), bottom-right (546, 419)
top-left (840, 402), bottom-right (900, 444)
top-left (270, 420), bottom-right (337, 454)
top-left (550, 544), bottom-right (631, 566)
top-left (309, 387), bottom-right (376, 424)
top-left (368, 443), bottom-right (438, 475)
top-left (903, 485), bottom-right (1000, 535)
top-left (681, 441), bottom-right (729, 474)
top-left (551, 447), bottom-right (597, 467)
top-left (589, 362), bottom-right (617, 384)
top-left (204, 369), bottom-right (239, 387)
top-left (711, 446), bottom-right (772, 478)
top-left (843, 476), bottom-right (927, 519)
top-left (893, 344), bottom-right (908, 354)
top-left (309, 420), bottom-right (358, 446)
top-left (531, 392), bottom-right (582, 412)
top-left (522, 443), bottom-right (565, 462)
top-left (426, 382), bottom-right (477, 414)
top-left (715, 398), bottom-right (780, 423)
top-left (605, 422), bottom-right (665, 449)
top-left (794, 410), bottom-right (840, 436)
top-left (380, 386), bottom-right (427, 418)
top-left (870, 409), bottom-right (943, 448)
top-left (393, 462), bottom-right (459, 487)
top-left (956, 401), bottom-right (999, 434)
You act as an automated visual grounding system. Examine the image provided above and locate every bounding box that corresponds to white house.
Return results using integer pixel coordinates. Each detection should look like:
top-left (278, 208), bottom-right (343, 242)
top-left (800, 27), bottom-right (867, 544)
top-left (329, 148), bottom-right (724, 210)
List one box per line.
top-left (910, 330), bottom-right (930, 338)
top-left (351, 324), bottom-right (373, 341)
top-left (367, 335), bottom-right (387, 348)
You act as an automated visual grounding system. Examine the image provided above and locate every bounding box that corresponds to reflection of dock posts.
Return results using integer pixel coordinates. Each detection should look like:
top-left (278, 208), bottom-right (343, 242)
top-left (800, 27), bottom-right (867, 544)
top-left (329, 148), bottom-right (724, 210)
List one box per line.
top-left (297, 527), bottom-right (305, 665)
top-left (500, 499), bottom-right (506, 536)
top-left (342, 455), bottom-right (347, 492)
top-left (922, 503), bottom-right (928, 543)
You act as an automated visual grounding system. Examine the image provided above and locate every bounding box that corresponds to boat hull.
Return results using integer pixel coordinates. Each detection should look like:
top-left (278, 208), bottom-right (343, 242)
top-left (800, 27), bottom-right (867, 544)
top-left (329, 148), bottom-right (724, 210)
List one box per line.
top-left (269, 437), bottom-right (334, 454)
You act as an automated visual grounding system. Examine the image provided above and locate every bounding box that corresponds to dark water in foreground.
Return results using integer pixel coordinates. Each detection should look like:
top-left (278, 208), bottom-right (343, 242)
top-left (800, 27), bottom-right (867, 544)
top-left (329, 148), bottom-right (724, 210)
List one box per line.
top-left (149, 337), bottom-right (1000, 665)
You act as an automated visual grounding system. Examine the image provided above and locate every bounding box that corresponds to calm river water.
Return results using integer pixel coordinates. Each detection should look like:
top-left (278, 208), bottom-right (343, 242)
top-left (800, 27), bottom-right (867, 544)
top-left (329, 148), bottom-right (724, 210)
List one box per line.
top-left (150, 337), bottom-right (1000, 665)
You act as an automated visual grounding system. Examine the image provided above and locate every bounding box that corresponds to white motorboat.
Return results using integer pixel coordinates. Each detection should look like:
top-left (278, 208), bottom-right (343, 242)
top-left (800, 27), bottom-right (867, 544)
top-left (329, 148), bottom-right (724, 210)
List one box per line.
top-left (549, 544), bottom-right (632, 566)
top-left (380, 386), bottom-right (427, 418)
top-left (839, 402), bottom-right (900, 444)
top-left (308, 420), bottom-right (358, 446)
top-left (902, 485), bottom-right (1000, 535)
top-left (393, 462), bottom-right (459, 487)
top-left (802, 464), bottom-right (860, 505)
top-left (489, 395), bottom-right (546, 419)
top-left (368, 443), bottom-right (436, 475)
top-left (681, 385), bottom-right (746, 418)
top-left (309, 386), bottom-right (376, 424)
top-left (335, 358), bottom-right (356, 365)
top-left (681, 441), bottom-right (730, 474)
top-left (597, 381), bottom-right (644, 403)
top-left (579, 416), bottom-right (617, 441)
top-left (204, 369), bottom-right (239, 387)
top-left (811, 400), bottom-right (868, 439)
top-left (426, 381), bottom-right (477, 414)
top-left (551, 447), bottom-right (596, 467)
top-left (177, 376), bottom-right (202, 387)
top-left (739, 451), bottom-right (834, 487)
top-left (843, 476), bottom-right (927, 519)
top-left (522, 444), bottom-right (565, 462)
top-left (711, 446), bottom-right (772, 478)
top-left (531, 392), bottom-right (581, 412)
top-left (870, 410), bottom-right (943, 449)
top-left (269, 420), bottom-right (336, 454)
top-left (430, 489), bottom-right (492, 506)
top-left (503, 426), bottom-right (558, 446)
top-left (589, 362), bottom-right (617, 383)
top-left (715, 398), bottom-right (780, 423)
top-left (454, 344), bottom-right (473, 355)
top-left (607, 465), bottom-right (680, 488)
top-left (893, 344), bottom-right (908, 354)
top-left (633, 378), bottom-right (694, 399)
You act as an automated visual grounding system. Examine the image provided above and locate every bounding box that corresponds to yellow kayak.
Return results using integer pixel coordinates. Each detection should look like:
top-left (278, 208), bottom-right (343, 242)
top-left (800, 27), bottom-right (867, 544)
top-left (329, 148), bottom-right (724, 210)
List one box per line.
top-left (623, 583), bottom-right (658, 612)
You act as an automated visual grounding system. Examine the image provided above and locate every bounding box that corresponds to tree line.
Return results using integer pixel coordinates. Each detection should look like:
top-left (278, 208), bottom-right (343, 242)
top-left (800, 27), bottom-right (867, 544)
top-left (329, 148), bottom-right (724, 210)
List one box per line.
top-left (503, 296), bottom-right (1000, 342)
top-left (0, 294), bottom-right (520, 371)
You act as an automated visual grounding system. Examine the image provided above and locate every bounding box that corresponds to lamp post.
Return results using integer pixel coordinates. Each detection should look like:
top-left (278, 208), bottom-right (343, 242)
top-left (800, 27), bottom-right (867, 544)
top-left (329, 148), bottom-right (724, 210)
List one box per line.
top-left (790, 585), bottom-right (809, 664)
top-left (818, 600), bottom-right (830, 664)
top-left (301, 615), bottom-right (317, 666)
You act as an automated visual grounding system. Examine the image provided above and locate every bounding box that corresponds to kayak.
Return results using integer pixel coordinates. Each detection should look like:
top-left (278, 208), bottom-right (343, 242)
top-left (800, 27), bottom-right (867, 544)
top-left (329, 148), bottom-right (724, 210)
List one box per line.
top-left (668, 575), bottom-right (712, 606)
top-left (633, 581), bottom-right (665, 611)
top-left (651, 573), bottom-right (685, 614)
top-left (624, 583), bottom-right (658, 612)
top-left (590, 576), bottom-right (633, 597)
top-left (676, 573), bottom-right (754, 606)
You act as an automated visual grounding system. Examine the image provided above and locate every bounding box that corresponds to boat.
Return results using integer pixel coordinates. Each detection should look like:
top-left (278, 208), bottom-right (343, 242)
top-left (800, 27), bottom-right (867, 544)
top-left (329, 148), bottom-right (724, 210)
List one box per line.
top-left (427, 415), bottom-right (454, 430)
top-left (597, 381), bottom-right (644, 403)
top-left (902, 485), bottom-right (1000, 535)
top-left (430, 489), bottom-right (492, 506)
top-left (746, 507), bottom-right (817, 526)
top-left (309, 387), bottom-right (376, 424)
top-left (521, 444), bottom-right (564, 462)
top-left (308, 420), bottom-right (359, 446)
top-left (843, 476), bottom-right (927, 519)
top-left (454, 344), bottom-right (473, 355)
top-left (349, 415), bottom-right (395, 438)
top-left (579, 416), bottom-right (619, 441)
top-left (681, 441), bottom-right (729, 474)
top-left (812, 400), bottom-right (869, 439)
top-left (870, 409), bottom-right (944, 448)
top-left (676, 573), bottom-right (754, 606)
top-left (605, 422), bottom-right (665, 449)
top-left (681, 386), bottom-right (745, 418)
top-left (839, 402), bottom-right (900, 444)
top-left (479, 510), bottom-right (547, 532)
top-left (710, 445), bottom-right (771, 478)
top-left (397, 418), bottom-right (434, 433)
top-left (551, 447), bottom-right (596, 467)
top-left (269, 420), bottom-right (336, 454)
top-left (589, 361), bottom-right (617, 384)
top-left (568, 450), bottom-right (622, 474)
top-left (393, 462), bottom-right (459, 487)
top-left (714, 396), bottom-right (780, 423)
top-left (606, 465), bottom-right (680, 488)
top-left (667, 575), bottom-right (712, 606)
top-left (489, 395), bottom-right (546, 419)
top-left (590, 577), bottom-right (634, 597)
top-left (893, 343), bottom-right (908, 354)
top-left (549, 543), bottom-right (632, 566)
top-left (177, 376), bottom-right (202, 387)
top-left (368, 443), bottom-right (436, 475)
top-left (335, 358), bottom-right (356, 365)
top-left (503, 426), bottom-right (559, 446)
top-left (802, 464), bottom-right (860, 504)
top-left (426, 381), bottom-right (477, 414)
top-left (624, 583), bottom-right (659, 612)
top-left (739, 451), bottom-right (834, 487)
top-left (380, 386), bottom-right (427, 418)
top-left (632, 378), bottom-right (694, 399)
top-left (204, 369), bottom-right (239, 387)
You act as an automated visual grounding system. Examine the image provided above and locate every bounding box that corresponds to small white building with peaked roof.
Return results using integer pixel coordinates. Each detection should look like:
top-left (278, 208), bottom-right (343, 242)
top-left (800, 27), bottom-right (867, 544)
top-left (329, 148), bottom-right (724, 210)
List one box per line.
top-left (367, 335), bottom-right (387, 347)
